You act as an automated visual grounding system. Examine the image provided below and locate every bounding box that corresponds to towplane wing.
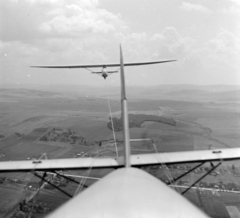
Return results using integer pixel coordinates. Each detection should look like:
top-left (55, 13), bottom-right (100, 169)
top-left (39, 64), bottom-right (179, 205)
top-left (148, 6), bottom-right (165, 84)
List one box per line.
top-left (0, 149), bottom-right (240, 172)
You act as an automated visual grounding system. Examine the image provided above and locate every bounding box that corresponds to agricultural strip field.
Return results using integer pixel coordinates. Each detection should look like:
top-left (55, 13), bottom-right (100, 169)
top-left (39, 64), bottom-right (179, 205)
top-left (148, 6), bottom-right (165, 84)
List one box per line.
top-left (0, 185), bottom-right (22, 214)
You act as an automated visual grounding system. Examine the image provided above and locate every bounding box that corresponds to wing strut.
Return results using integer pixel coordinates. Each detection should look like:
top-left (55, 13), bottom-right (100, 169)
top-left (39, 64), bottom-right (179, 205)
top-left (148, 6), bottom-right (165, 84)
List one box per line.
top-left (34, 172), bottom-right (73, 198)
top-left (120, 45), bottom-right (131, 168)
top-left (181, 162), bottom-right (222, 195)
top-left (166, 162), bottom-right (206, 185)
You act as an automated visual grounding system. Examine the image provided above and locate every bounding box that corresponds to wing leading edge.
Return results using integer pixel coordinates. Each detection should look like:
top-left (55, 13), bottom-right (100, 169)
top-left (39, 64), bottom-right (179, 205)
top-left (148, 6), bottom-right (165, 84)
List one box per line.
top-left (1, 148), bottom-right (240, 172)
top-left (31, 60), bottom-right (176, 69)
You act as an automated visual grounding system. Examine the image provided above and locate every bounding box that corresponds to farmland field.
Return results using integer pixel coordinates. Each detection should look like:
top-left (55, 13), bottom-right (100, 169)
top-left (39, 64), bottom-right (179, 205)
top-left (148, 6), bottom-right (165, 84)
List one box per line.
top-left (0, 85), bottom-right (240, 217)
top-left (0, 185), bottom-right (22, 212)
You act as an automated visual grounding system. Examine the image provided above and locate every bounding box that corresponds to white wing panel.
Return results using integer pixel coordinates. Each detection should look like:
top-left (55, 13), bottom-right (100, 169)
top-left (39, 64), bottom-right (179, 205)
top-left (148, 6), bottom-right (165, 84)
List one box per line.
top-left (130, 148), bottom-right (240, 165)
top-left (0, 148), bottom-right (239, 171)
top-left (0, 157), bottom-right (122, 171)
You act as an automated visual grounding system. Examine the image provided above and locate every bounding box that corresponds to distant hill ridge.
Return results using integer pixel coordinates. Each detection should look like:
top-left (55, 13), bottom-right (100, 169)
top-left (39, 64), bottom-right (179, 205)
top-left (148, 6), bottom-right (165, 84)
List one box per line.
top-left (165, 89), bottom-right (209, 96)
top-left (0, 88), bottom-right (61, 98)
top-left (0, 84), bottom-right (239, 100)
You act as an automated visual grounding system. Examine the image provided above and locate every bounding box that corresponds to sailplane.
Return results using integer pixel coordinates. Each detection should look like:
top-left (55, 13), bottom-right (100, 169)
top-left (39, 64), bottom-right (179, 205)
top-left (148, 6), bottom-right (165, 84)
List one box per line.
top-left (31, 59), bottom-right (176, 79)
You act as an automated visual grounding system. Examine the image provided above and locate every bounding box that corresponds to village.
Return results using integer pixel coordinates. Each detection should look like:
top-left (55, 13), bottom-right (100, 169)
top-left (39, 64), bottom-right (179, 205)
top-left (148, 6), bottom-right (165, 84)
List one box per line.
top-left (39, 128), bottom-right (96, 146)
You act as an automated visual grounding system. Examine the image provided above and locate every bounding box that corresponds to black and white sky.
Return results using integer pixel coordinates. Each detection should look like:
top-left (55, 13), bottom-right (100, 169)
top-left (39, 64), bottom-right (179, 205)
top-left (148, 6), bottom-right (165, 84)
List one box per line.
top-left (1, 0), bottom-right (239, 86)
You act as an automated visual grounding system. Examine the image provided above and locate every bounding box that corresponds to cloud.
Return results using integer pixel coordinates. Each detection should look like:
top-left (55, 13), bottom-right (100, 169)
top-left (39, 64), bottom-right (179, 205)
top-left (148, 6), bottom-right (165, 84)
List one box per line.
top-left (151, 27), bottom-right (239, 69)
top-left (151, 27), bottom-right (196, 59)
top-left (38, 1), bottom-right (124, 36)
top-left (1, 1), bottom-right (239, 85)
top-left (205, 29), bottom-right (240, 67)
top-left (114, 27), bottom-right (196, 62)
top-left (39, 11), bottom-right (117, 35)
top-left (25, 0), bottom-right (64, 5)
top-left (217, 0), bottom-right (240, 14)
top-left (180, 2), bottom-right (212, 13)
top-left (114, 32), bottom-right (153, 60)
top-left (1, 0), bottom-right (125, 41)
top-left (148, 27), bottom-right (239, 84)
top-left (220, 6), bottom-right (240, 14)
top-left (0, 0), bottom-right (127, 65)
top-left (0, 40), bottom-right (40, 59)
top-left (219, 1), bottom-right (240, 14)
top-left (229, 0), bottom-right (240, 6)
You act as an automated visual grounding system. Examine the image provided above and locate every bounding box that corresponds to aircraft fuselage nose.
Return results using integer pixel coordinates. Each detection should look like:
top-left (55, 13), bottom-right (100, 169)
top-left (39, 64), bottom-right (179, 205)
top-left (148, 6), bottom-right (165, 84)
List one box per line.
top-left (102, 74), bottom-right (107, 79)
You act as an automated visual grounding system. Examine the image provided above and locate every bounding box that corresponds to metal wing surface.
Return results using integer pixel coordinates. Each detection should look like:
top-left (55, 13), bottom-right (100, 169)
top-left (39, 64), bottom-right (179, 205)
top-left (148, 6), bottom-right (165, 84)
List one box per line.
top-left (1, 148), bottom-right (240, 172)
top-left (30, 60), bottom-right (176, 69)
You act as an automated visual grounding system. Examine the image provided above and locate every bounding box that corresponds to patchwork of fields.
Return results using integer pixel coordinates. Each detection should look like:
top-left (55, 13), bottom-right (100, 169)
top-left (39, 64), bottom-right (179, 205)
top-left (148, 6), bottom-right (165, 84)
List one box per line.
top-left (0, 87), bottom-right (240, 217)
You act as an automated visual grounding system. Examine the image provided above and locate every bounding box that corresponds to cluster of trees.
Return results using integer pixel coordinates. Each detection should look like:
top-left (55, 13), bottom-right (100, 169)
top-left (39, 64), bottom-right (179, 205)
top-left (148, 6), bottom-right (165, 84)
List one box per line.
top-left (107, 117), bottom-right (137, 132)
top-left (107, 114), bottom-right (176, 132)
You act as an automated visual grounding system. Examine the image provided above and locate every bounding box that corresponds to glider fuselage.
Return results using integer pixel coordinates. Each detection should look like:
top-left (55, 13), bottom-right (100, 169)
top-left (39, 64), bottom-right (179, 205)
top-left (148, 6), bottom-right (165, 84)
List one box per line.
top-left (102, 66), bottom-right (108, 79)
